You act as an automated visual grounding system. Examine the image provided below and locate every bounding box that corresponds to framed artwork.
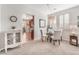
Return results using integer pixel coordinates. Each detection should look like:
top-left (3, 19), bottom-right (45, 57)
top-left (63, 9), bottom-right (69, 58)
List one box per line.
top-left (39, 19), bottom-right (46, 28)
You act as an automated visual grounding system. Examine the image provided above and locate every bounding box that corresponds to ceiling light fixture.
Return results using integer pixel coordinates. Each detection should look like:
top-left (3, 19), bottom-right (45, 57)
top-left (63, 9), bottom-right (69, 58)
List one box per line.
top-left (46, 4), bottom-right (52, 12)
top-left (46, 4), bottom-right (57, 14)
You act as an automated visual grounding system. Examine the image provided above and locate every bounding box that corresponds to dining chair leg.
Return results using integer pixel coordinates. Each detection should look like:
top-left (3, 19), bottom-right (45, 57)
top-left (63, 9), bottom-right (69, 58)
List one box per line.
top-left (53, 40), bottom-right (55, 45)
top-left (42, 37), bottom-right (44, 42)
top-left (50, 38), bottom-right (52, 43)
top-left (47, 36), bottom-right (50, 42)
top-left (61, 36), bottom-right (62, 41)
top-left (58, 40), bottom-right (60, 45)
top-left (47, 37), bottom-right (48, 42)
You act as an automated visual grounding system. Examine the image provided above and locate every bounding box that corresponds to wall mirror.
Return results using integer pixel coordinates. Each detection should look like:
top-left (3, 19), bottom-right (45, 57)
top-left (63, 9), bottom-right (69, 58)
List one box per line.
top-left (39, 19), bottom-right (46, 28)
top-left (10, 16), bottom-right (17, 22)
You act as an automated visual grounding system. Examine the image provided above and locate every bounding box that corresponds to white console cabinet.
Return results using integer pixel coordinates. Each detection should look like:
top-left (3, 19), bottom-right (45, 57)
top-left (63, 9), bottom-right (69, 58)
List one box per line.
top-left (4, 30), bottom-right (22, 53)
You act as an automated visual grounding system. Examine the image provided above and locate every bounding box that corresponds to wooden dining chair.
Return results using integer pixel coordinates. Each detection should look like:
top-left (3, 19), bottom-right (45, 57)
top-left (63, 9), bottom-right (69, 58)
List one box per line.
top-left (40, 30), bottom-right (47, 42)
top-left (52, 31), bottom-right (61, 45)
top-left (40, 30), bottom-right (43, 42)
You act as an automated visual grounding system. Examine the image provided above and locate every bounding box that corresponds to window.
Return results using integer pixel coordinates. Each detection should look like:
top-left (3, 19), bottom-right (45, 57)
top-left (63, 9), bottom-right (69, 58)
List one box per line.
top-left (64, 13), bottom-right (69, 27)
top-left (59, 13), bottom-right (69, 28)
top-left (59, 15), bottom-right (64, 28)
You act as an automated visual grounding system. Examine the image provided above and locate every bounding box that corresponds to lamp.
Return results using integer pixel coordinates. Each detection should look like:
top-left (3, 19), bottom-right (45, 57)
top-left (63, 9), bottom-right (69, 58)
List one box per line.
top-left (70, 25), bottom-right (78, 35)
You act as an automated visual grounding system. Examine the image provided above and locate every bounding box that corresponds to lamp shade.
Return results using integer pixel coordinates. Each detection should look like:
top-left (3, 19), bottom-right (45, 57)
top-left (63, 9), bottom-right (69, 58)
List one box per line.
top-left (70, 25), bottom-right (78, 35)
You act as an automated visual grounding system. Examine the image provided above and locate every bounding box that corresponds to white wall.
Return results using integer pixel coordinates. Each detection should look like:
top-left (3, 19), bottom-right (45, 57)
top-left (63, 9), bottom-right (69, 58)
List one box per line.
top-left (52, 6), bottom-right (79, 27)
top-left (51, 6), bottom-right (79, 41)
top-left (0, 4), bottom-right (47, 41)
top-left (0, 5), bottom-right (1, 32)
top-left (1, 4), bottom-right (79, 42)
top-left (34, 14), bottom-right (47, 40)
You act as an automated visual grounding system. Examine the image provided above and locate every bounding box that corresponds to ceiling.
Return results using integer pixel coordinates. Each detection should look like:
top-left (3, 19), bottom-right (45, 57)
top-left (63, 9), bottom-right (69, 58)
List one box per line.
top-left (23, 4), bottom-right (78, 15)
top-left (3, 4), bottom-right (78, 15)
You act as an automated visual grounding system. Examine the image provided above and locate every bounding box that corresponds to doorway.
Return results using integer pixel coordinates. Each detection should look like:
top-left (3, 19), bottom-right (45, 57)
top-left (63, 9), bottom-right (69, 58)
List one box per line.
top-left (22, 15), bottom-right (34, 42)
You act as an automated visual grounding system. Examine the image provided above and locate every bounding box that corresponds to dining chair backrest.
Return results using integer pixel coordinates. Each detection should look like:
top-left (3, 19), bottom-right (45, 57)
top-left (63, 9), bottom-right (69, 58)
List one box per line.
top-left (53, 31), bottom-right (61, 40)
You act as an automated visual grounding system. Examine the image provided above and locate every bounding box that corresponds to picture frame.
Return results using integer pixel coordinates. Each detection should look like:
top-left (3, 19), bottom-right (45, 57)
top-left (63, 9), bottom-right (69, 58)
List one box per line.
top-left (39, 19), bottom-right (46, 28)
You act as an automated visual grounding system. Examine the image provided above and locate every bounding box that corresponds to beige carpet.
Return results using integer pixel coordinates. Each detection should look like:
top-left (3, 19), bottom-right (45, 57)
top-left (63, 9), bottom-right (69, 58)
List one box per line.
top-left (0, 40), bottom-right (79, 55)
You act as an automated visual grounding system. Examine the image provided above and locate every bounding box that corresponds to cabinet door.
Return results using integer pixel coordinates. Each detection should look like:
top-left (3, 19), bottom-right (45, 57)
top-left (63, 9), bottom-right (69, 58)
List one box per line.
top-left (15, 32), bottom-right (21, 43)
top-left (7, 33), bottom-right (13, 45)
top-left (0, 33), bottom-right (5, 50)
